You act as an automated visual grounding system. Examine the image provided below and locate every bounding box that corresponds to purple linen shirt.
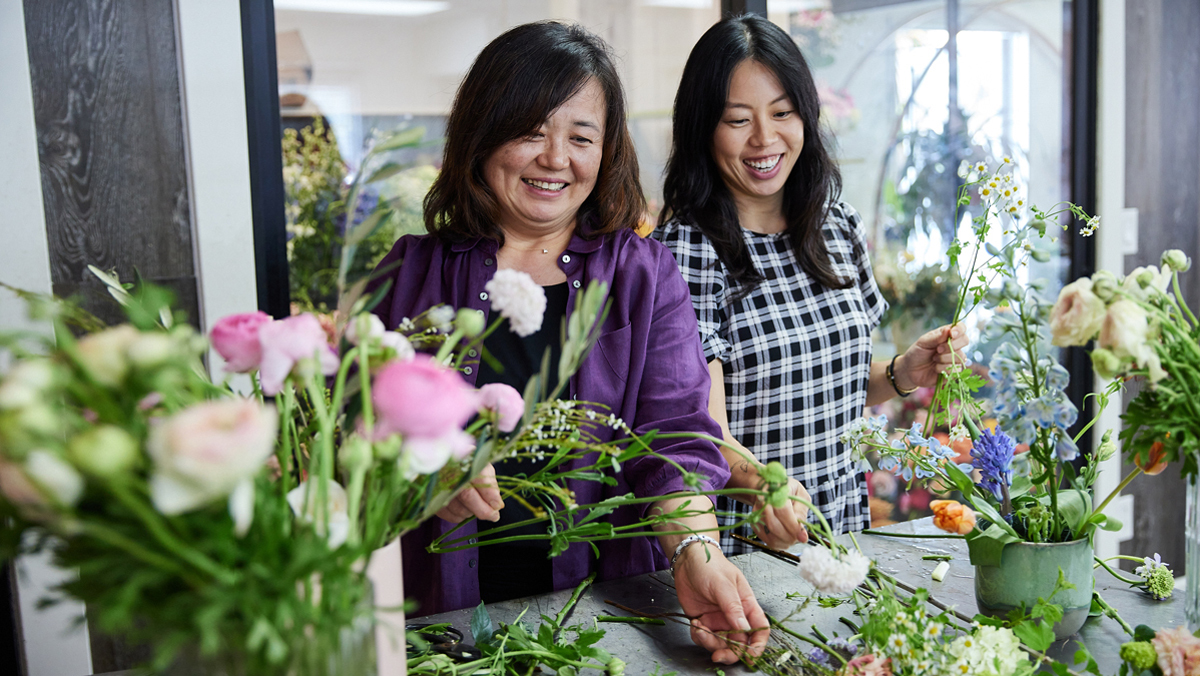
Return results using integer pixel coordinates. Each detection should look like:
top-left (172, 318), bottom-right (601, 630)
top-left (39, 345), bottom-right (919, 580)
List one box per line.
top-left (368, 227), bottom-right (729, 617)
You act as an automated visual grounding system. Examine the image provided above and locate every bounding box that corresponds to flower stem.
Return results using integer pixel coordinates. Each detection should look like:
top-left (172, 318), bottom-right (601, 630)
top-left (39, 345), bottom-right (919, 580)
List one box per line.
top-left (861, 529), bottom-right (965, 539)
top-left (555, 573), bottom-right (596, 629)
top-left (1092, 591), bottom-right (1135, 637)
top-left (1093, 466), bottom-right (1142, 517)
top-left (1093, 556), bottom-right (1142, 585)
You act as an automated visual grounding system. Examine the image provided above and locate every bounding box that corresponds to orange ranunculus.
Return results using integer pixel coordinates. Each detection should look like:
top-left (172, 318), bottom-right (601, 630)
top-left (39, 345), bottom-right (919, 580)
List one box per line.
top-left (1138, 441), bottom-right (1169, 476)
top-left (931, 499), bottom-right (977, 535)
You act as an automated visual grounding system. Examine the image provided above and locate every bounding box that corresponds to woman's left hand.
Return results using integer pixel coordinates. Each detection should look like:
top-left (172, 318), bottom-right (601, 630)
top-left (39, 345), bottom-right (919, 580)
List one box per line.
top-left (672, 544), bottom-right (770, 664)
top-left (898, 324), bottom-right (969, 390)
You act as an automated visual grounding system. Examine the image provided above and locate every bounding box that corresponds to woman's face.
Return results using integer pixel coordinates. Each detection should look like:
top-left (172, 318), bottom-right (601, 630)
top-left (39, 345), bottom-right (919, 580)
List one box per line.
top-left (483, 78), bottom-right (606, 239)
top-left (711, 60), bottom-right (805, 208)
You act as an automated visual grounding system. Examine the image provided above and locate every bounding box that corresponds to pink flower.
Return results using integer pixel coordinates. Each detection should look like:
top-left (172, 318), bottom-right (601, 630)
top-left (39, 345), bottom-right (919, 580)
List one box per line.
top-left (372, 356), bottom-right (479, 440)
top-left (479, 383), bottom-right (524, 433)
top-left (846, 654), bottom-right (892, 676)
top-left (1050, 278), bottom-right (1106, 346)
top-left (257, 314), bottom-right (340, 395)
top-left (1153, 626), bottom-right (1200, 676)
top-left (211, 312), bottom-right (272, 373)
top-left (147, 399), bottom-right (278, 516)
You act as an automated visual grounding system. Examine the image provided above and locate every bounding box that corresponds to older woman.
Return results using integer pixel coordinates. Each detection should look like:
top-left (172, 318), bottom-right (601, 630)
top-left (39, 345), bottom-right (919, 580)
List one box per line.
top-left (369, 21), bottom-right (766, 664)
top-left (655, 15), bottom-right (968, 553)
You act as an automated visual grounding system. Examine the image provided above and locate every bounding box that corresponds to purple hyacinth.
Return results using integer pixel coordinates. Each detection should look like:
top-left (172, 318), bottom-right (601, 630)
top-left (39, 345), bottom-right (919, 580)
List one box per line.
top-left (971, 427), bottom-right (1016, 501)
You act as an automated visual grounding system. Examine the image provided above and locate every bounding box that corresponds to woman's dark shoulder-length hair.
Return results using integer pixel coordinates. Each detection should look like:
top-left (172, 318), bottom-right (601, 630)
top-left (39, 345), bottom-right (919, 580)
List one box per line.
top-left (659, 13), bottom-right (850, 299)
top-left (424, 21), bottom-right (645, 243)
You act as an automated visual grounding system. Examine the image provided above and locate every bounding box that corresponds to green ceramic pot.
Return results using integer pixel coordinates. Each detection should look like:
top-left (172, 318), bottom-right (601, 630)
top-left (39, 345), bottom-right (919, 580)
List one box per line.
top-left (974, 537), bottom-right (1094, 639)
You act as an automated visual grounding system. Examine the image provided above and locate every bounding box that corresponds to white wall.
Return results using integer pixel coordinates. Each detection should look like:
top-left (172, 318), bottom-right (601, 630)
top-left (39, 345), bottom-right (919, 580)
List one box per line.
top-left (0, 0), bottom-right (94, 673)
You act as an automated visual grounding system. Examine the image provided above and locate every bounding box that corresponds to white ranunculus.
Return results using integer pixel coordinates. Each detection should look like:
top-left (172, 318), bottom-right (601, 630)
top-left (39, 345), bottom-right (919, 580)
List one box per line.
top-left (75, 325), bottom-right (140, 387)
top-left (228, 479), bottom-right (255, 537)
top-left (345, 313), bottom-right (385, 346)
top-left (797, 546), bottom-right (871, 595)
top-left (147, 399), bottom-right (278, 515)
top-left (1050, 278), bottom-right (1106, 346)
top-left (286, 478), bottom-right (350, 549)
top-left (380, 331), bottom-right (415, 361)
top-left (1099, 300), bottom-right (1153, 362)
top-left (1120, 265), bottom-right (1170, 301)
top-left (25, 450), bottom-right (85, 507)
top-left (485, 269), bottom-right (547, 337)
top-left (0, 361), bottom-right (58, 410)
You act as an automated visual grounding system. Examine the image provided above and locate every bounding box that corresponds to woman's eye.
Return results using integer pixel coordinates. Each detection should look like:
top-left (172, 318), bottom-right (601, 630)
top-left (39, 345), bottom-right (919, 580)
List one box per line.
top-left (774, 110), bottom-right (793, 118)
top-left (726, 118), bottom-right (748, 126)
top-left (526, 132), bottom-right (545, 141)
top-left (573, 135), bottom-right (594, 144)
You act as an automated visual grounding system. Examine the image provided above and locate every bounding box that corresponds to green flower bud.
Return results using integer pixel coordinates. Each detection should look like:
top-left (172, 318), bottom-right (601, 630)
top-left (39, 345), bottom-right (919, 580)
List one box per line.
top-left (1030, 219), bottom-right (1048, 237)
top-left (1030, 248), bottom-right (1052, 263)
top-left (1119, 641), bottom-right (1157, 671)
top-left (1146, 566), bottom-right (1175, 600)
top-left (1091, 269), bottom-right (1119, 302)
top-left (1095, 430), bottom-right (1116, 462)
top-left (760, 461), bottom-right (788, 490)
top-left (1091, 348), bottom-right (1124, 380)
top-left (15, 405), bottom-right (59, 440)
top-left (1162, 249), bottom-right (1192, 273)
top-left (0, 361), bottom-right (59, 410)
top-left (607, 657), bottom-right (626, 676)
top-left (456, 308), bottom-right (485, 338)
top-left (374, 435), bottom-right (402, 462)
top-left (68, 425), bottom-right (139, 478)
top-left (75, 325), bottom-right (139, 388)
top-left (338, 435), bottom-right (374, 473)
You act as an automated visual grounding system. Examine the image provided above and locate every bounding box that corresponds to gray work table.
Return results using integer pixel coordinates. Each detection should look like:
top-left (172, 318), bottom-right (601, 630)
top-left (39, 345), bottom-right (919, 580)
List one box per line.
top-left (416, 519), bottom-right (1187, 675)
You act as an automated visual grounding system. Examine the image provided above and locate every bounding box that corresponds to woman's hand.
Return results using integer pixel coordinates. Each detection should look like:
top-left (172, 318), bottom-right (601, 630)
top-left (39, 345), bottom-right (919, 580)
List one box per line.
top-left (750, 477), bottom-right (809, 550)
top-left (672, 543), bottom-right (770, 664)
top-left (897, 324), bottom-right (970, 390)
top-left (436, 463), bottom-right (504, 523)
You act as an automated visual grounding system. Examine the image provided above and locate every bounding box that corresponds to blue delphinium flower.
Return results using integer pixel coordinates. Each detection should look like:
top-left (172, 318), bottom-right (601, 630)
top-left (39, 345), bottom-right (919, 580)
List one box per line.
top-left (927, 437), bottom-right (955, 461)
top-left (907, 423), bottom-right (930, 447)
top-left (971, 427), bottom-right (1016, 501)
top-left (806, 647), bottom-right (833, 669)
top-left (1055, 433), bottom-right (1079, 462)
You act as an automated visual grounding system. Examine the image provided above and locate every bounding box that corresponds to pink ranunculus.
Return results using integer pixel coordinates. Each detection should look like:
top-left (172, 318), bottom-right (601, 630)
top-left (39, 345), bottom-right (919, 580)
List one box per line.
top-left (1153, 625), bottom-right (1200, 676)
top-left (211, 312), bottom-right (273, 373)
top-left (1099, 299), bottom-right (1155, 368)
top-left (479, 383), bottom-right (524, 433)
top-left (846, 654), bottom-right (892, 676)
top-left (372, 356), bottom-right (479, 441)
top-left (147, 399), bottom-right (278, 515)
top-left (1050, 278), bottom-right (1106, 346)
top-left (257, 314), bottom-right (340, 395)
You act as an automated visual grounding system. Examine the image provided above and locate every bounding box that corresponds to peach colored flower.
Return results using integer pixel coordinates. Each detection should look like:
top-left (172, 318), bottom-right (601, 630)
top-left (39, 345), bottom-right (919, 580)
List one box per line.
top-left (931, 499), bottom-right (977, 535)
top-left (1138, 441), bottom-right (1169, 476)
top-left (1152, 625), bottom-right (1200, 676)
top-left (1050, 278), bottom-right (1106, 346)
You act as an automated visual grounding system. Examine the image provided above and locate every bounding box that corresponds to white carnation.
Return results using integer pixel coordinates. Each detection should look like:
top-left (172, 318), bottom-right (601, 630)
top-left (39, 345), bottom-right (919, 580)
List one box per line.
top-left (797, 546), bottom-right (870, 594)
top-left (486, 269), bottom-right (546, 337)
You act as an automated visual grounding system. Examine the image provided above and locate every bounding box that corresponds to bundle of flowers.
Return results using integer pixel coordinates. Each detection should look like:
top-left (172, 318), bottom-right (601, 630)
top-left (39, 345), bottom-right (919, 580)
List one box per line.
top-left (1119, 624), bottom-right (1200, 676)
top-left (1049, 249), bottom-right (1200, 480)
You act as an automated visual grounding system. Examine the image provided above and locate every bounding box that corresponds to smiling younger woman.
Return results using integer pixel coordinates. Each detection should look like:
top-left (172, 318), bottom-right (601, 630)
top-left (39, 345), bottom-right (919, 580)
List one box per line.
top-left (654, 14), bottom-right (968, 552)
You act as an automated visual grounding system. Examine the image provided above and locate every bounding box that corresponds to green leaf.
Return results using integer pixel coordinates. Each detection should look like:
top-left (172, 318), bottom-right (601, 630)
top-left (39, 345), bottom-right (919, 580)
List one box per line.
top-left (1013, 619), bottom-right (1055, 652)
top-left (1056, 489), bottom-right (1092, 537)
top-left (965, 524), bottom-right (1021, 566)
top-left (364, 162), bottom-right (405, 184)
top-left (372, 126), bottom-right (426, 153)
top-left (471, 602), bottom-right (496, 647)
top-left (1133, 624), bottom-right (1157, 642)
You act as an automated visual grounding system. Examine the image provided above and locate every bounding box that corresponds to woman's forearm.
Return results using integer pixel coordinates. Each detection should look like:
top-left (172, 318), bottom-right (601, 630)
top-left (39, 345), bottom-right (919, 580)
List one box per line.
top-left (651, 495), bottom-right (721, 557)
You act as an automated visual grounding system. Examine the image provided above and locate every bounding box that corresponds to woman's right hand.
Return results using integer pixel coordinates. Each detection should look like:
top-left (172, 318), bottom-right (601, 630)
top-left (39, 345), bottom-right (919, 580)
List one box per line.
top-left (436, 463), bottom-right (504, 523)
top-left (750, 476), bottom-right (809, 550)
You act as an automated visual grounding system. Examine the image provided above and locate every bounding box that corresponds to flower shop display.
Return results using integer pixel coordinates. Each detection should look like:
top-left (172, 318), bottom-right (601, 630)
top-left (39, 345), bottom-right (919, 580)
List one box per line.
top-left (1049, 247), bottom-right (1200, 629)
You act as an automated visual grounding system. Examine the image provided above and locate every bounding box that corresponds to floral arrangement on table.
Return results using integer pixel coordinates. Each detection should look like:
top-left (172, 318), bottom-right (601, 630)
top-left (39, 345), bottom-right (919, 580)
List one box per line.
top-left (842, 157), bottom-right (1133, 567)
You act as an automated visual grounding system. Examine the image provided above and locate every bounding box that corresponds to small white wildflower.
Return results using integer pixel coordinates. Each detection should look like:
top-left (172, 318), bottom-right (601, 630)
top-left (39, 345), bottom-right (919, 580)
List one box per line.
top-left (949, 424), bottom-right (970, 442)
top-left (1081, 215), bottom-right (1100, 236)
top-left (427, 306), bottom-right (456, 331)
top-left (796, 546), bottom-right (870, 594)
top-left (485, 269), bottom-right (546, 337)
top-left (888, 633), bottom-right (908, 650)
top-left (397, 318), bottom-right (416, 332)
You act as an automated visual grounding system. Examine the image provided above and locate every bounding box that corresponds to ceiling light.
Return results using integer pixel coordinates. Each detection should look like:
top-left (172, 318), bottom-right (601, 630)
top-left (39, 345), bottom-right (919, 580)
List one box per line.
top-left (274, 0), bottom-right (450, 17)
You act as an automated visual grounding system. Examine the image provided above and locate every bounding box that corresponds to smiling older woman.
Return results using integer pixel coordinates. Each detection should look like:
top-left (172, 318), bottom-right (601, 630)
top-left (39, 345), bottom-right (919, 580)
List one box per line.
top-left (367, 21), bottom-right (768, 664)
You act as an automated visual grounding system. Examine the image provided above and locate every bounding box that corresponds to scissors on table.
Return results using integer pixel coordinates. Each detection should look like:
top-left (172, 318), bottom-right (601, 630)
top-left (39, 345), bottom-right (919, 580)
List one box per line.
top-left (406, 623), bottom-right (483, 661)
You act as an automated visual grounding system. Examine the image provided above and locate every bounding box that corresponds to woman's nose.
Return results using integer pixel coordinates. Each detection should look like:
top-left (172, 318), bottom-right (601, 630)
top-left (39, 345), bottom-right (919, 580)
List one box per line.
top-left (538, 137), bottom-right (569, 170)
top-left (749, 119), bottom-right (775, 147)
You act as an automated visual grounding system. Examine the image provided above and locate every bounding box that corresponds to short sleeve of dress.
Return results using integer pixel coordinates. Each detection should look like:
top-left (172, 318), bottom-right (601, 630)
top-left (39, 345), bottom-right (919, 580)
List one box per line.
top-left (652, 221), bottom-right (733, 364)
top-left (829, 201), bottom-right (887, 331)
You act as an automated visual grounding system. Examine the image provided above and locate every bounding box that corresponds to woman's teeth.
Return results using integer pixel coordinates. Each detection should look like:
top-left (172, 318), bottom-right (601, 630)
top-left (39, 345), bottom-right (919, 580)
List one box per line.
top-left (744, 155), bottom-right (781, 171)
top-left (523, 178), bottom-right (567, 191)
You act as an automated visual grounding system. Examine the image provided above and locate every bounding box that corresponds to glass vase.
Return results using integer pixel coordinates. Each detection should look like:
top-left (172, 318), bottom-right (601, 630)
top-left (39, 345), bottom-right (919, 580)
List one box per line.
top-left (1188, 473), bottom-right (1200, 631)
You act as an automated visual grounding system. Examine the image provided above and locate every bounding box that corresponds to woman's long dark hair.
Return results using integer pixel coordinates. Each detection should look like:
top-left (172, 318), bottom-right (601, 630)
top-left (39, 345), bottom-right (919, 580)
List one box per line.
top-left (660, 14), bottom-right (849, 300)
top-left (424, 21), bottom-right (644, 243)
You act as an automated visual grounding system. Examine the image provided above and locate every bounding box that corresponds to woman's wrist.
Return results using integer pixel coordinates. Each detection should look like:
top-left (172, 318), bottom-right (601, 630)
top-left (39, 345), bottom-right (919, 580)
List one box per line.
top-left (887, 353), bottom-right (919, 396)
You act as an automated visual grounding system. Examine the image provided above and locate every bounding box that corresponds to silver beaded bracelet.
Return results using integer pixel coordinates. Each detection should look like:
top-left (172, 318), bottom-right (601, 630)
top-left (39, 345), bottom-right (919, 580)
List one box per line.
top-left (670, 534), bottom-right (720, 573)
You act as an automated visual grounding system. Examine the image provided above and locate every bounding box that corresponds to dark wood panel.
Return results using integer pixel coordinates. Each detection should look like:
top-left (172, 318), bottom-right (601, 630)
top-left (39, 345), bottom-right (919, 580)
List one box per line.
top-left (23, 0), bottom-right (199, 329)
top-left (1120, 0), bottom-right (1200, 574)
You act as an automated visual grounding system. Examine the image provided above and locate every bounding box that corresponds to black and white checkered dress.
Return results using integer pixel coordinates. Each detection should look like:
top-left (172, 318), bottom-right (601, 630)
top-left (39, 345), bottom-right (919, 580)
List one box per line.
top-left (655, 202), bottom-right (885, 553)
